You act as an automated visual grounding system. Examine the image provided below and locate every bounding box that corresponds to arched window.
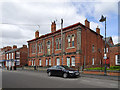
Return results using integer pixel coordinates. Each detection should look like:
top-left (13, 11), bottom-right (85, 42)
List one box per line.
top-left (68, 35), bottom-right (71, 47)
top-left (59, 38), bottom-right (61, 49)
top-left (32, 60), bottom-right (34, 66)
top-left (56, 57), bottom-right (60, 65)
top-left (72, 35), bottom-right (75, 47)
top-left (66, 57), bottom-right (70, 67)
top-left (49, 58), bottom-right (51, 66)
top-left (38, 43), bottom-right (42, 53)
top-left (56, 39), bottom-right (59, 49)
top-left (71, 56), bottom-right (75, 66)
top-left (47, 41), bottom-right (50, 55)
top-left (46, 59), bottom-right (48, 66)
top-left (39, 59), bottom-right (41, 66)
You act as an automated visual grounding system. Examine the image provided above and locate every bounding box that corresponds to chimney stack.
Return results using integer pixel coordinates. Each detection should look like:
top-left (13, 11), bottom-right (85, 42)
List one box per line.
top-left (35, 30), bottom-right (39, 38)
top-left (13, 45), bottom-right (17, 49)
top-left (51, 21), bottom-right (56, 33)
top-left (96, 26), bottom-right (100, 34)
top-left (23, 45), bottom-right (27, 48)
top-left (85, 19), bottom-right (90, 28)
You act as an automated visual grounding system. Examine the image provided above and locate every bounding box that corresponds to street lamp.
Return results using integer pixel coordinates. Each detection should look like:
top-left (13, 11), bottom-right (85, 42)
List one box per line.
top-left (99, 15), bottom-right (107, 76)
top-left (61, 19), bottom-right (63, 65)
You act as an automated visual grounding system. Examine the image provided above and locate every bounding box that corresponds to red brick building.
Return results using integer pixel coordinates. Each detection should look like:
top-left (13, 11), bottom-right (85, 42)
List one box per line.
top-left (0, 45), bottom-right (28, 69)
top-left (102, 37), bottom-right (114, 67)
top-left (110, 43), bottom-right (120, 66)
top-left (0, 46), bottom-right (12, 67)
top-left (27, 19), bottom-right (111, 69)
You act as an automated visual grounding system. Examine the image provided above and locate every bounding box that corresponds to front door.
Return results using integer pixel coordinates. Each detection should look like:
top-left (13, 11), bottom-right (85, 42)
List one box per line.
top-left (67, 57), bottom-right (70, 67)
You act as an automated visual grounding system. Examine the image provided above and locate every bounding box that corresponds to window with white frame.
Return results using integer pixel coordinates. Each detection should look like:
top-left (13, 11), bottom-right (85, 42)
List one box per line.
top-left (32, 60), bottom-right (34, 66)
top-left (16, 52), bottom-right (20, 58)
top-left (72, 35), bottom-right (75, 47)
top-left (7, 54), bottom-right (8, 60)
top-left (9, 53), bottom-right (11, 59)
top-left (49, 58), bottom-right (51, 66)
top-left (12, 61), bottom-right (14, 66)
top-left (46, 59), bottom-right (48, 66)
top-left (47, 41), bottom-right (50, 55)
top-left (115, 55), bottom-right (120, 65)
top-left (16, 60), bottom-right (20, 65)
top-left (56, 39), bottom-right (59, 49)
top-left (38, 43), bottom-right (42, 53)
top-left (39, 59), bottom-right (41, 66)
top-left (6, 61), bottom-right (9, 66)
top-left (32, 44), bottom-right (35, 53)
top-left (71, 56), bottom-right (75, 66)
top-left (56, 58), bottom-right (60, 65)
top-left (92, 58), bottom-right (94, 65)
top-left (68, 35), bottom-right (71, 47)
top-left (12, 53), bottom-right (14, 59)
top-left (106, 48), bottom-right (108, 53)
top-left (59, 38), bottom-right (61, 49)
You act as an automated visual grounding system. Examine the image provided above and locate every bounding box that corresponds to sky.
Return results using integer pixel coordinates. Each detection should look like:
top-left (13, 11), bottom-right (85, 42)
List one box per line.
top-left (0, 0), bottom-right (119, 48)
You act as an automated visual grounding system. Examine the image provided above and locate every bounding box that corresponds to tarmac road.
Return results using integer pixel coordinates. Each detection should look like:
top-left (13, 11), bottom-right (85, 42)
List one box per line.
top-left (2, 70), bottom-right (119, 88)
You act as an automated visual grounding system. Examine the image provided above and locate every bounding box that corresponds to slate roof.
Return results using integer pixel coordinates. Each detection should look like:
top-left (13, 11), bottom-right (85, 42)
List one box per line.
top-left (5, 48), bottom-right (21, 54)
top-left (27, 22), bottom-right (103, 42)
top-left (103, 37), bottom-right (114, 47)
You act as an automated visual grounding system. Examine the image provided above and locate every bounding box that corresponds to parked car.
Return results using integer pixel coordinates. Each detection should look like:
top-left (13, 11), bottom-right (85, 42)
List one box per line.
top-left (47, 65), bottom-right (80, 78)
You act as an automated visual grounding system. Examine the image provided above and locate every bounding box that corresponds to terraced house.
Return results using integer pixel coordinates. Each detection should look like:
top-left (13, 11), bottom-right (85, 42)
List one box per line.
top-left (3, 45), bottom-right (28, 70)
top-left (27, 19), bottom-right (112, 69)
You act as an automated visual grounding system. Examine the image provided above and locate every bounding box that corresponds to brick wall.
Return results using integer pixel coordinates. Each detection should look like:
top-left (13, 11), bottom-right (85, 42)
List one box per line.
top-left (28, 20), bottom-right (106, 68)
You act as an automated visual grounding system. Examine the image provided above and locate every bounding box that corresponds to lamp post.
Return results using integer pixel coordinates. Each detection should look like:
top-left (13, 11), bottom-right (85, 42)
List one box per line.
top-left (61, 19), bottom-right (63, 65)
top-left (99, 15), bottom-right (107, 76)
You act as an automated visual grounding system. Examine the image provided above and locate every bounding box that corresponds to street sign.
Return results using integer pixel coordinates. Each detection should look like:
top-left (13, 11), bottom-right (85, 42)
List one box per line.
top-left (103, 56), bottom-right (107, 59)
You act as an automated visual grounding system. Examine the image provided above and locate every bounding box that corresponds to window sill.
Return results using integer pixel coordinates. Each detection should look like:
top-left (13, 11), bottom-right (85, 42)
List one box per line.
top-left (55, 49), bottom-right (61, 51)
top-left (32, 53), bottom-right (35, 54)
top-left (67, 46), bottom-right (75, 49)
top-left (38, 52), bottom-right (42, 54)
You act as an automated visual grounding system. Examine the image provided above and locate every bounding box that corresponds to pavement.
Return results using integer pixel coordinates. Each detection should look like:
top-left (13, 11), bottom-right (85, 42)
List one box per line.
top-left (2, 69), bottom-right (119, 88)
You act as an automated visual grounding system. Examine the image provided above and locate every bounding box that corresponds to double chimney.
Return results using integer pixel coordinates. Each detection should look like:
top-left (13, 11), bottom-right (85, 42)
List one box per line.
top-left (35, 30), bottom-right (39, 38)
top-left (85, 19), bottom-right (90, 28)
top-left (85, 19), bottom-right (100, 34)
top-left (13, 45), bottom-right (17, 49)
top-left (34, 19), bottom-right (100, 39)
top-left (51, 21), bottom-right (56, 33)
top-left (96, 26), bottom-right (100, 34)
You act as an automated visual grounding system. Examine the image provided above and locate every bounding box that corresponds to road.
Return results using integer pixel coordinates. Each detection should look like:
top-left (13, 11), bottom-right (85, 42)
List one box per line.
top-left (2, 70), bottom-right (119, 88)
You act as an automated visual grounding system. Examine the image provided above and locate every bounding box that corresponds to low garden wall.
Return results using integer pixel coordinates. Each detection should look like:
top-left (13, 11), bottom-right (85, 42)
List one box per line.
top-left (83, 70), bottom-right (120, 76)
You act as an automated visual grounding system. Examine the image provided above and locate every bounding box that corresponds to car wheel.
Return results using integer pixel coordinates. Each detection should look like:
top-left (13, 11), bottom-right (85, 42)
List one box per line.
top-left (63, 73), bottom-right (68, 78)
top-left (48, 72), bottom-right (52, 76)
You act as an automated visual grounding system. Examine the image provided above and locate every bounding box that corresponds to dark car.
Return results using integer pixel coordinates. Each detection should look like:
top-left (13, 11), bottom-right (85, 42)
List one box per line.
top-left (47, 65), bottom-right (80, 78)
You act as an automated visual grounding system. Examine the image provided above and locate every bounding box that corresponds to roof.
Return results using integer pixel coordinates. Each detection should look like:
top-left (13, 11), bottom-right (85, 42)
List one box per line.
top-left (27, 22), bottom-right (103, 42)
top-left (103, 37), bottom-right (114, 47)
top-left (5, 48), bottom-right (21, 54)
top-left (111, 43), bottom-right (120, 47)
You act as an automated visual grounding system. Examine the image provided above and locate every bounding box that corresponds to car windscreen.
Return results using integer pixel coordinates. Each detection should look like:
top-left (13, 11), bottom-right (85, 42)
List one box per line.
top-left (61, 66), bottom-right (74, 70)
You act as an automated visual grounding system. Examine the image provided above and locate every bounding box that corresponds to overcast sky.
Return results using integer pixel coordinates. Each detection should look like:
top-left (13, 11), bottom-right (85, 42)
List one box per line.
top-left (0, 0), bottom-right (119, 48)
